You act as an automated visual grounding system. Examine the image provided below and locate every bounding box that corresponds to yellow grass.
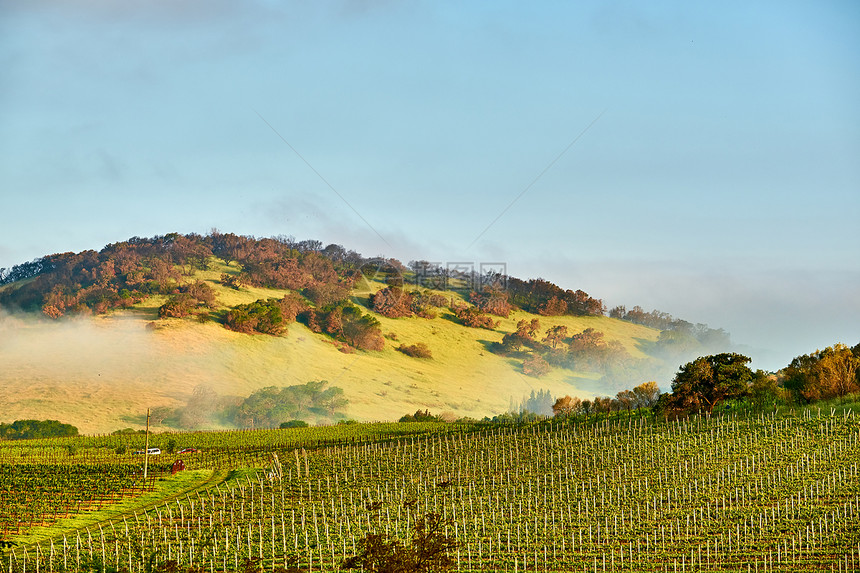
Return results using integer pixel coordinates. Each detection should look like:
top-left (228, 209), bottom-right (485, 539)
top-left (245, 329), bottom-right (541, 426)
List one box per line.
top-left (0, 267), bottom-right (661, 434)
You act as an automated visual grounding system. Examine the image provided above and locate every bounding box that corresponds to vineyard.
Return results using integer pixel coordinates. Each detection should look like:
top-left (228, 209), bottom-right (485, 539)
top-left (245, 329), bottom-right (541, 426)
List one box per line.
top-left (1, 412), bottom-right (859, 572)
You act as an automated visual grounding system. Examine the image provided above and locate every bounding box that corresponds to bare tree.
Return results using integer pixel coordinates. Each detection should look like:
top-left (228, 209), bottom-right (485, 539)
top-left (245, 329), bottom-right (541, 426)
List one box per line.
top-left (615, 390), bottom-right (636, 414)
top-left (633, 381), bottom-right (661, 410)
top-left (552, 395), bottom-right (581, 418)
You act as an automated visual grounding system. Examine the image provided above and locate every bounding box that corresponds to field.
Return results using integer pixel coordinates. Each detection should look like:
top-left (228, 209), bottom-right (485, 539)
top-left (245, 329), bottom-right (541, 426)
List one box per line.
top-left (0, 259), bottom-right (663, 434)
top-left (2, 409), bottom-right (859, 572)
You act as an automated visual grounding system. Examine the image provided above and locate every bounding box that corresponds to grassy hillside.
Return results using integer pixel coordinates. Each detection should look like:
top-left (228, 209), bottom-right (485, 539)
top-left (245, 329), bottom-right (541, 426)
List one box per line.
top-left (0, 259), bottom-right (663, 434)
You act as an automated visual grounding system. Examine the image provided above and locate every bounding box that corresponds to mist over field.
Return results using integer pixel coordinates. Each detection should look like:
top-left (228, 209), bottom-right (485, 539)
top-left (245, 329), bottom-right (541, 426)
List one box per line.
top-left (0, 310), bottom-right (226, 430)
top-left (1, 299), bottom-right (650, 433)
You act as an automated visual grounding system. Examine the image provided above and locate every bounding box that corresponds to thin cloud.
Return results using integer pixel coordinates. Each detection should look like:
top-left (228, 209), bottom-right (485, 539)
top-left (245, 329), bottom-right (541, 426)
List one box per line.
top-left (4, 0), bottom-right (244, 23)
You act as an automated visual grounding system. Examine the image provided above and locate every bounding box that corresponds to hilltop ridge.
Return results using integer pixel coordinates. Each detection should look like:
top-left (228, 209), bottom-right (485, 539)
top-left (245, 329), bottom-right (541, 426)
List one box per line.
top-left (0, 232), bottom-right (732, 433)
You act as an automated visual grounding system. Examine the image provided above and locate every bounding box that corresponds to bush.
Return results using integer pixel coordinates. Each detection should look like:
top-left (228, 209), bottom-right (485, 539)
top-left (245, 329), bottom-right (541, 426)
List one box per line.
top-left (399, 409), bottom-right (438, 422)
top-left (341, 306), bottom-right (385, 350)
top-left (342, 512), bottom-right (457, 573)
top-left (233, 382), bottom-right (347, 428)
top-left (452, 305), bottom-right (499, 330)
top-left (0, 419), bottom-right (79, 440)
top-left (397, 343), bottom-right (433, 359)
top-left (225, 295), bottom-right (307, 335)
top-left (302, 303), bottom-right (385, 351)
top-left (280, 420), bottom-right (309, 429)
top-left (220, 273), bottom-right (242, 289)
top-left (523, 354), bottom-right (551, 377)
top-left (370, 287), bottom-right (413, 318)
top-left (158, 293), bottom-right (196, 318)
top-left (158, 281), bottom-right (216, 319)
top-left (470, 288), bottom-right (513, 317)
top-left (303, 283), bottom-right (350, 307)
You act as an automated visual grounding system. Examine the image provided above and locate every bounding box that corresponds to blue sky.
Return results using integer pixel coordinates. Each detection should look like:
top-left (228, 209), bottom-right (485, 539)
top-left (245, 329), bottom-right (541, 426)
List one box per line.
top-left (1, 0), bottom-right (858, 371)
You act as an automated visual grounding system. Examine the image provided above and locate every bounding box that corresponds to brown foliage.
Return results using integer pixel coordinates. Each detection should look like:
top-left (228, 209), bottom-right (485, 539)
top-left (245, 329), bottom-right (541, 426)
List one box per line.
top-left (371, 287), bottom-right (413, 318)
top-left (342, 512), bottom-right (457, 573)
top-left (552, 395), bottom-right (581, 417)
top-left (279, 293), bottom-right (310, 322)
top-left (41, 304), bottom-right (63, 319)
top-left (537, 296), bottom-right (567, 316)
top-left (782, 344), bottom-right (860, 402)
top-left (542, 325), bottom-right (569, 349)
top-left (220, 273), bottom-right (242, 289)
top-left (158, 280), bottom-right (217, 319)
top-left (469, 288), bottom-right (513, 317)
top-left (632, 381), bottom-right (661, 409)
top-left (304, 283), bottom-right (350, 307)
top-left (568, 328), bottom-right (606, 352)
top-left (523, 354), bottom-right (551, 377)
top-left (452, 305), bottom-right (499, 330)
top-left (397, 343), bottom-right (433, 359)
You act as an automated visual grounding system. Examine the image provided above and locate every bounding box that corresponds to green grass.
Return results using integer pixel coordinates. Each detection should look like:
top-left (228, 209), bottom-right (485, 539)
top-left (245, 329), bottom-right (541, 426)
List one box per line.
top-left (0, 261), bottom-right (663, 434)
top-left (12, 469), bottom-right (222, 546)
top-left (7, 413), bottom-right (860, 571)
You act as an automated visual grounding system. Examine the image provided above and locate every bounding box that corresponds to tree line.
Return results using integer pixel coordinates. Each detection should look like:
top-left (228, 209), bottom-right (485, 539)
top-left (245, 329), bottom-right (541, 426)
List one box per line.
top-left (150, 380), bottom-right (348, 430)
top-left (547, 342), bottom-right (860, 423)
top-left (0, 419), bottom-right (79, 440)
top-left (0, 232), bottom-right (622, 322)
top-left (0, 231), bottom-right (729, 359)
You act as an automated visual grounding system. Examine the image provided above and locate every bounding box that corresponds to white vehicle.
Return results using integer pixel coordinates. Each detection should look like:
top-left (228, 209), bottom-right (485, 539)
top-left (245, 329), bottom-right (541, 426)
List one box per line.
top-left (132, 448), bottom-right (161, 455)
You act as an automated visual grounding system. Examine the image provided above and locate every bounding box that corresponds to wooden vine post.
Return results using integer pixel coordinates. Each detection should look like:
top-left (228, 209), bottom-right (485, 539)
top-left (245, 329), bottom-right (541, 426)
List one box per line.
top-left (143, 409), bottom-right (151, 482)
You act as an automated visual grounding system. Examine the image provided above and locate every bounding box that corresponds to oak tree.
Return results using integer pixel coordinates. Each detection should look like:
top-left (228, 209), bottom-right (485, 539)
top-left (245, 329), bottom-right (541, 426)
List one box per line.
top-left (668, 353), bottom-right (755, 414)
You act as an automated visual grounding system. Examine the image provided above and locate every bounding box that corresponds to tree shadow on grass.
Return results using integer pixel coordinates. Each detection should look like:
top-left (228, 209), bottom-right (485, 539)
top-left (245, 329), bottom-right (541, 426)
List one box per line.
top-left (634, 336), bottom-right (658, 357)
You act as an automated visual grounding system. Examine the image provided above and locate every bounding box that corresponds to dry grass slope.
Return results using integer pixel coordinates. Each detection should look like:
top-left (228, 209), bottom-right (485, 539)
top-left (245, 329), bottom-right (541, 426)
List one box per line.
top-left (0, 261), bottom-right (661, 434)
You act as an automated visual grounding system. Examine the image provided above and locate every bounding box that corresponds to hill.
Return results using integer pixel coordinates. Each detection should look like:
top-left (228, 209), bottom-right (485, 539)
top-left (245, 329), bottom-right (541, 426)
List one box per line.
top-left (0, 233), bottom-right (726, 434)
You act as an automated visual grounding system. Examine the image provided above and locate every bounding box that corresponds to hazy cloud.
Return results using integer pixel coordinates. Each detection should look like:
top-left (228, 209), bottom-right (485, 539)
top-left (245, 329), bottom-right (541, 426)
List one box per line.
top-left (3, 0), bottom-right (245, 23)
top-left (526, 256), bottom-right (860, 372)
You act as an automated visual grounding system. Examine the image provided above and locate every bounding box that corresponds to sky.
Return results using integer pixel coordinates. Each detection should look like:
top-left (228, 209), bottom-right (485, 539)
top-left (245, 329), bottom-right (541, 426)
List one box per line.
top-left (1, 0), bottom-right (858, 371)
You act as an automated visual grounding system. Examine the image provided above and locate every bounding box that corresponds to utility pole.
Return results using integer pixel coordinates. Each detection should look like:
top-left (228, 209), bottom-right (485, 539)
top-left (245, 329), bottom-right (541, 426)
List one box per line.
top-left (143, 408), bottom-right (151, 483)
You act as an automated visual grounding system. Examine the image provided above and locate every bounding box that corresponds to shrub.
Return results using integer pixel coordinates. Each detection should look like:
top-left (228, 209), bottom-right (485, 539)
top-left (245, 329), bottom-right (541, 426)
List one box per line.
top-left (342, 512), bottom-right (457, 572)
top-left (399, 409), bottom-right (438, 422)
top-left (220, 273), bottom-right (242, 289)
top-left (0, 419), bottom-right (79, 440)
top-left (523, 354), bottom-right (552, 377)
top-left (341, 306), bottom-right (385, 350)
top-left (303, 283), bottom-right (350, 307)
top-left (225, 295), bottom-right (307, 335)
top-left (158, 280), bottom-right (216, 319)
top-left (233, 382), bottom-right (347, 428)
top-left (470, 288), bottom-right (513, 317)
top-left (397, 342), bottom-right (433, 359)
top-left (452, 305), bottom-right (499, 330)
top-left (158, 293), bottom-right (196, 318)
top-left (371, 287), bottom-right (413, 318)
top-left (280, 420), bottom-right (309, 429)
